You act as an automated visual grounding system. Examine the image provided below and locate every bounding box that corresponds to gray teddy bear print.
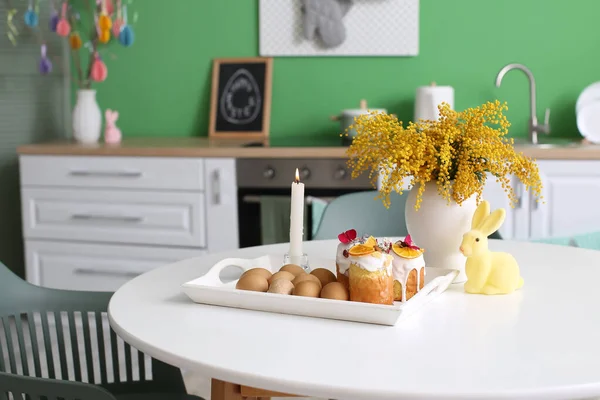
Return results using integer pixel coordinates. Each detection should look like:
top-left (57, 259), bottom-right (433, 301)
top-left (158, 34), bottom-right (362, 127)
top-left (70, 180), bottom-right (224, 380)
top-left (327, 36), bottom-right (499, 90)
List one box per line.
top-left (300, 0), bottom-right (353, 48)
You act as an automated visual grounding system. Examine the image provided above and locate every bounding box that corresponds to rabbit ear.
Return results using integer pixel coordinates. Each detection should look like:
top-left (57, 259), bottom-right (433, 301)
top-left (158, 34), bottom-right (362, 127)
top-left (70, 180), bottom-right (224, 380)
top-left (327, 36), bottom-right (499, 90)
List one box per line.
top-left (113, 111), bottom-right (119, 119)
top-left (477, 208), bottom-right (506, 236)
top-left (471, 200), bottom-right (490, 230)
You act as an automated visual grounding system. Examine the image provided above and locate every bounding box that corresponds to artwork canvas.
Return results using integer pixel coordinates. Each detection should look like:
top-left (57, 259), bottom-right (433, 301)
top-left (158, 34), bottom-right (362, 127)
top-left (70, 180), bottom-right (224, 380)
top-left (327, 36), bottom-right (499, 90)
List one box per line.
top-left (259, 0), bottom-right (419, 57)
top-left (209, 57), bottom-right (273, 139)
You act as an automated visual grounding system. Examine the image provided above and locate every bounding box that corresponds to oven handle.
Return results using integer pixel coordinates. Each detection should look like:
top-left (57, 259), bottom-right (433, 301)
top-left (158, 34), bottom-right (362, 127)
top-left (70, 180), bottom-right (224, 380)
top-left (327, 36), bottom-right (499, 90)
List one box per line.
top-left (241, 195), bottom-right (336, 204)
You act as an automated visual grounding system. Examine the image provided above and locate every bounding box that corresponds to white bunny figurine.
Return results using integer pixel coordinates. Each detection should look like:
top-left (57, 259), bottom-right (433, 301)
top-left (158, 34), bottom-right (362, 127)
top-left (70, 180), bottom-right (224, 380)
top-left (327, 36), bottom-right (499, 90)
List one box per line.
top-left (460, 200), bottom-right (524, 295)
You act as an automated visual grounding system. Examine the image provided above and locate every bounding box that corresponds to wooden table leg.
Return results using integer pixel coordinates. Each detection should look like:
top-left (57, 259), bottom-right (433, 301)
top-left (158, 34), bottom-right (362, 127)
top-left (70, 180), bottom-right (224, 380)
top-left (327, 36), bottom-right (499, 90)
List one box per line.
top-left (212, 378), bottom-right (301, 399)
top-left (211, 379), bottom-right (246, 400)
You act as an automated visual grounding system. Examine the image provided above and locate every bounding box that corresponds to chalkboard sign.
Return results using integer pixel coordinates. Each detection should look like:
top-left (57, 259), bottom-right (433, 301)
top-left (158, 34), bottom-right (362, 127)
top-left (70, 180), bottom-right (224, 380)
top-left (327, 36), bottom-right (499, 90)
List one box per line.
top-left (209, 57), bottom-right (273, 139)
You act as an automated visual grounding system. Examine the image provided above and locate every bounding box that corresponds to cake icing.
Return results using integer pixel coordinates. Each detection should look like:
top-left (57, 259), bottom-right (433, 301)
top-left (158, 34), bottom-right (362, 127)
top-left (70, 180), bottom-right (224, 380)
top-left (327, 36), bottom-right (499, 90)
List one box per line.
top-left (350, 252), bottom-right (393, 274)
top-left (336, 242), bottom-right (353, 275)
top-left (391, 235), bottom-right (426, 302)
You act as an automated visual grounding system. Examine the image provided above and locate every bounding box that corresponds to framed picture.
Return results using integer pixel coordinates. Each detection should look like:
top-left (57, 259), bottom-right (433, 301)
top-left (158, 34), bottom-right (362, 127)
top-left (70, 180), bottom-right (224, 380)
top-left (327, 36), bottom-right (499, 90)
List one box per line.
top-left (209, 57), bottom-right (273, 139)
top-left (259, 0), bottom-right (419, 57)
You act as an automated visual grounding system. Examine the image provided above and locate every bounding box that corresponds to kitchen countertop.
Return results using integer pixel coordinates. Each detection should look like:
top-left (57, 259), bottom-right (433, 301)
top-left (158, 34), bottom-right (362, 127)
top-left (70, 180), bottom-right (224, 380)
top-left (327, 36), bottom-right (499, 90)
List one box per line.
top-left (16, 137), bottom-right (600, 160)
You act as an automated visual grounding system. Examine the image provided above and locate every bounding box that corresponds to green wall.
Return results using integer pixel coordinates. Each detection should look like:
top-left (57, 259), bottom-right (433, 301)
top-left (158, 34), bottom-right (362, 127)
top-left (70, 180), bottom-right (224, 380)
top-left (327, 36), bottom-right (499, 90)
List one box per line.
top-left (84, 0), bottom-right (598, 140)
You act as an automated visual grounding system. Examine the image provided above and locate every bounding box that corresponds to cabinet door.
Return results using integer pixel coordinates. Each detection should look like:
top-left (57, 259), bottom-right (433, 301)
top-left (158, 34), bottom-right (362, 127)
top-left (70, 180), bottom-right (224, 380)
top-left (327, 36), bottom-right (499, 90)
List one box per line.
top-left (482, 174), bottom-right (529, 240)
top-left (21, 188), bottom-right (206, 247)
top-left (25, 240), bottom-right (204, 291)
top-left (531, 160), bottom-right (600, 239)
top-left (204, 158), bottom-right (239, 252)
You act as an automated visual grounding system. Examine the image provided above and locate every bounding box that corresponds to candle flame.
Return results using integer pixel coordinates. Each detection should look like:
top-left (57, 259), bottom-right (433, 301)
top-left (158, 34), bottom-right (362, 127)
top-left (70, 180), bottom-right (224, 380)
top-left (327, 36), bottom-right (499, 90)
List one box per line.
top-left (294, 168), bottom-right (300, 183)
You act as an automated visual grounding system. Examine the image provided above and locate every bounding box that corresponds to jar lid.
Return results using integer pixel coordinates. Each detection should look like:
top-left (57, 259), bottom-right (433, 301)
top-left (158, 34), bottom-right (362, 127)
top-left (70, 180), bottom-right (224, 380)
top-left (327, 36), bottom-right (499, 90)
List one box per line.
top-left (342, 108), bottom-right (387, 117)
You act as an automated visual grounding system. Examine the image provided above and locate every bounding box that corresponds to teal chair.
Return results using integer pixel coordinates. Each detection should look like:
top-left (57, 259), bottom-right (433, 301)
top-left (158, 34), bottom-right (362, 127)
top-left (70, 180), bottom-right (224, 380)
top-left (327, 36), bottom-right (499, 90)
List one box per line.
top-left (0, 371), bottom-right (116, 400)
top-left (0, 262), bottom-right (203, 400)
top-left (312, 190), bottom-right (502, 240)
top-left (313, 191), bottom-right (409, 240)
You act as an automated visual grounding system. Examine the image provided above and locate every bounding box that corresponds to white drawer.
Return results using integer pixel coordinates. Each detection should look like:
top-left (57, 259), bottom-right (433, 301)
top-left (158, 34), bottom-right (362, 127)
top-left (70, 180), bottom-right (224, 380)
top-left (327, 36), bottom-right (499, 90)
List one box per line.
top-left (21, 188), bottom-right (206, 247)
top-left (19, 155), bottom-right (204, 191)
top-left (25, 240), bottom-right (204, 291)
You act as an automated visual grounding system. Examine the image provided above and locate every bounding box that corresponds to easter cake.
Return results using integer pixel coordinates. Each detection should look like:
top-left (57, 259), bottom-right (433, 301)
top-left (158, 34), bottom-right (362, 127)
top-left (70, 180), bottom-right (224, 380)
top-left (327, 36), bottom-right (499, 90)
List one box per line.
top-left (390, 235), bottom-right (426, 301)
top-left (347, 237), bottom-right (394, 305)
top-left (335, 230), bottom-right (426, 304)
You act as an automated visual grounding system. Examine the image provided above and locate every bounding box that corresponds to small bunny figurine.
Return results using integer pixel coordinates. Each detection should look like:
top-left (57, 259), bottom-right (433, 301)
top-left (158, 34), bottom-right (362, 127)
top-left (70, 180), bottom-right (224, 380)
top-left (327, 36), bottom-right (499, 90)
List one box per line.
top-left (460, 200), bottom-right (524, 295)
top-left (104, 109), bottom-right (122, 144)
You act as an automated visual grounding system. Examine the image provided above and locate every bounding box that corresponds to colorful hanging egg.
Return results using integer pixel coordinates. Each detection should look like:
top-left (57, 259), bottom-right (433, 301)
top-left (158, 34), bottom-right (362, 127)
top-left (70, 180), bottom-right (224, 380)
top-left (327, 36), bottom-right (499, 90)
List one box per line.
top-left (98, 14), bottom-right (112, 30)
top-left (39, 58), bottom-right (52, 75)
top-left (24, 9), bottom-right (39, 27)
top-left (56, 19), bottom-right (70, 36)
top-left (98, 29), bottom-right (110, 44)
top-left (119, 25), bottom-right (134, 47)
top-left (69, 32), bottom-right (82, 50)
top-left (56, 3), bottom-right (70, 37)
top-left (105, 0), bottom-right (114, 16)
top-left (49, 11), bottom-right (59, 31)
top-left (90, 57), bottom-right (108, 82)
top-left (112, 18), bottom-right (123, 37)
top-left (39, 45), bottom-right (52, 75)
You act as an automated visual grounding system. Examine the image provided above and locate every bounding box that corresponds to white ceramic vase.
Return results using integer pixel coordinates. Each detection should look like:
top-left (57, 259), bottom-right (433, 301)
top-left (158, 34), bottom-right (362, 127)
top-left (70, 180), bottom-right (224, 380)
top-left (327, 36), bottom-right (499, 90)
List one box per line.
top-left (72, 89), bottom-right (101, 144)
top-left (405, 182), bottom-right (477, 283)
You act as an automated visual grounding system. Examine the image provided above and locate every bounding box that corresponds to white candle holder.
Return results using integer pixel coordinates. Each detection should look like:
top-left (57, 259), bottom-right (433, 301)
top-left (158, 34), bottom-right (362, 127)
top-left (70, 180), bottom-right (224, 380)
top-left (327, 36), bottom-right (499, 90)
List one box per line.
top-left (283, 253), bottom-right (309, 272)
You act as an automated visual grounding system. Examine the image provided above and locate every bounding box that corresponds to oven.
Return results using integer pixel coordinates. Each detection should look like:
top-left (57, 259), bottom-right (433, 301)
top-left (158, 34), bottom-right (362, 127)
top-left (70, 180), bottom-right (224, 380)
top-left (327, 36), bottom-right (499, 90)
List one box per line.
top-left (236, 158), bottom-right (373, 248)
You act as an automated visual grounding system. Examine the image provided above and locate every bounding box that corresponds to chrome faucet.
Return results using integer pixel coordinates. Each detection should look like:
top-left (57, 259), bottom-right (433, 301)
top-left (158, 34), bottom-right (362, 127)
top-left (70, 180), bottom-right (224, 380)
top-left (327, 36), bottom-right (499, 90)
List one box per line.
top-left (495, 63), bottom-right (550, 144)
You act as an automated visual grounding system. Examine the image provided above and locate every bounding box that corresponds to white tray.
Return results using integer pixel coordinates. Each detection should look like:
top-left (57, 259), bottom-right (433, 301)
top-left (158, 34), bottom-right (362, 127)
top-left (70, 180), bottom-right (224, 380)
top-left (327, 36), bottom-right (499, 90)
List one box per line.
top-left (181, 254), bottom-right (459, 326)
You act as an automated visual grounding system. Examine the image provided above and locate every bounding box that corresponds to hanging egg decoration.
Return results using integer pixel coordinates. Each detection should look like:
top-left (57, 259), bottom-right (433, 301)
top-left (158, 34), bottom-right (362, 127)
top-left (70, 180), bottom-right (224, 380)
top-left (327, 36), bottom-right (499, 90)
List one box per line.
top-left (112, 19), bottom-right (123, 37)
top-left (98, 0), bottom-right (112, 31)
top-left (105, 0), bottom-right (114, 16)
top-left (112, 0), bottom-right (124, 37)
top-left (98, 29), bottom-right (111, 44)
top-left (90, 53), bottom-right (108, 82)
top-left (69, 32), bottom-right (82, 50)
top-left (119, 25), bottom-right (134, 47)
top-left (118, 5), bottom-right (134, 47)
top-left (39, 44), bottom-right (52, 75)
top-left (56, 2), bottom-right (71, 37)
top-left (49, 10), bottom-right (59, 32)
top-left (24, 1), bottom-right (39, 27)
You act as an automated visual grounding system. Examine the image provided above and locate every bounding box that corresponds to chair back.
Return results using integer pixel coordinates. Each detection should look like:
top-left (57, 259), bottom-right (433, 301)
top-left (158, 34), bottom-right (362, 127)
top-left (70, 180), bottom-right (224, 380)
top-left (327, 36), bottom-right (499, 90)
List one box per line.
top-left (313, 190), bottom-right (408, 240)
top-left (0, 263), bottom-right (185, 395)
top-left (0, 371), bottom-right (116, 400)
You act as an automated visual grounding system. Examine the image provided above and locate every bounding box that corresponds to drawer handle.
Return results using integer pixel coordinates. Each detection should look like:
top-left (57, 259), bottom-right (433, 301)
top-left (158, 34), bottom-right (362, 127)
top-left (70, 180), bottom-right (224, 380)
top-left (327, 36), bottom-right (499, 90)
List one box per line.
top-left (69, 170), bottom-right (142, 178)
top-left (212, 170), bottom-right (221, 205)
top-left (71, 214), bottom-right (143, 223)
top-left (73, 268), bottom-right (141, 278)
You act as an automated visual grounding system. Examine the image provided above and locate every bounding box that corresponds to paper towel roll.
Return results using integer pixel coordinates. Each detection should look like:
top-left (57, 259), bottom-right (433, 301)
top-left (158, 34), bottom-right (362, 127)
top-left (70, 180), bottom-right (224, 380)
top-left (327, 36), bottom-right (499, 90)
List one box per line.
top-left (414, 84), bottom-right (455, 122)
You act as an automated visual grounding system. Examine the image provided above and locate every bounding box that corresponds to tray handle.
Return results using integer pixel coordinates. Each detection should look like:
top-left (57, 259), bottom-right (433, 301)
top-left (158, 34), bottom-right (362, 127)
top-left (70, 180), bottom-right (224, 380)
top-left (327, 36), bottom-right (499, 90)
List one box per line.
top-left (203, 255), bottom-right (273, 285)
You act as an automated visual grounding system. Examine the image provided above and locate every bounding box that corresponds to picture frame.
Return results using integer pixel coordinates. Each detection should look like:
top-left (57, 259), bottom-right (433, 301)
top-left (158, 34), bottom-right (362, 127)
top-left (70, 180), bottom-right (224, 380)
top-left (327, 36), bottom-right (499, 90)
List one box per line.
top-left (208, 57), bottom-right (273, 139)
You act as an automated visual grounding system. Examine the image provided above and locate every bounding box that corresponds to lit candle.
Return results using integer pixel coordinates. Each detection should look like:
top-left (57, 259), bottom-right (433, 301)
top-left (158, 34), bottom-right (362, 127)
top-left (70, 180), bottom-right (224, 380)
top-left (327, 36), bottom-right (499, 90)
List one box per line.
top-left (289, 168), bottom-right (305, 258)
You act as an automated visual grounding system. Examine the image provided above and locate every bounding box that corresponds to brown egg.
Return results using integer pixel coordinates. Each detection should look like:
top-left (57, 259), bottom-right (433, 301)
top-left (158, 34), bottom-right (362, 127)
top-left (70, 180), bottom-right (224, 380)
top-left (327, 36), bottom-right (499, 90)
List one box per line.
top-left (292, 273), bottom-right (322, 288)
top-left (280, 264), bottom-right (305, 277)
top-left (293, 280), bottom-right (321, 297)
top-left (267, 271), bottom-right (295, 285)
top-left (310, 268), bottom-right (337, 287)
top-left (267, 279), bottom-right (295, 295)
top-left (320, 282), bottom-right (349, 301)
top-left (236, 274), bottom-right (268, 292)
top-left (241, 268), bottom-right (272, 281)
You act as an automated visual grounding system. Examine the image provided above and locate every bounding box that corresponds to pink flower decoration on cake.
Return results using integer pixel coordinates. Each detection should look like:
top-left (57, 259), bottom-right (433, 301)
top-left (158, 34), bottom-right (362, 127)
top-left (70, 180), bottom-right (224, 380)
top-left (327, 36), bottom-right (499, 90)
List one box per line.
top-left (338, 229), bottom-right (357, 244)
top-left (402, 234), bottom-right (421, 250)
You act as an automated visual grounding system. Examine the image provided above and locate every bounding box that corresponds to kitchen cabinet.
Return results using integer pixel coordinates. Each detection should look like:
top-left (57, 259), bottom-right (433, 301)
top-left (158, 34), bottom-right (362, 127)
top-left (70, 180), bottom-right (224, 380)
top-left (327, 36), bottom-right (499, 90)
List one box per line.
top-left (482, 160), bottom-right (600, 241)
top-left (530, 160), bottom-right (600, 240)
top-left (19, 155), bottom-right (239, 291)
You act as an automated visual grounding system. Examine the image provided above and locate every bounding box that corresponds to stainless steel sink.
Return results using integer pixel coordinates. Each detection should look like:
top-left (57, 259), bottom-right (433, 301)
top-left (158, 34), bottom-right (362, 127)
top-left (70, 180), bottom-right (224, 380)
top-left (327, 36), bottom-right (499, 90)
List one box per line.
top-left (511, 137), bottom-right (585, 149)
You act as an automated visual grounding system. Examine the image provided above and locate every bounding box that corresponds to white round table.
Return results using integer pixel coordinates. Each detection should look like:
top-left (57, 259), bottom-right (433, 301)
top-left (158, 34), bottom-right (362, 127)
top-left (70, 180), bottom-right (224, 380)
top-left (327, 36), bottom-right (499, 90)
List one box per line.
top-left (108, 239), bottom-right (600, 400)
